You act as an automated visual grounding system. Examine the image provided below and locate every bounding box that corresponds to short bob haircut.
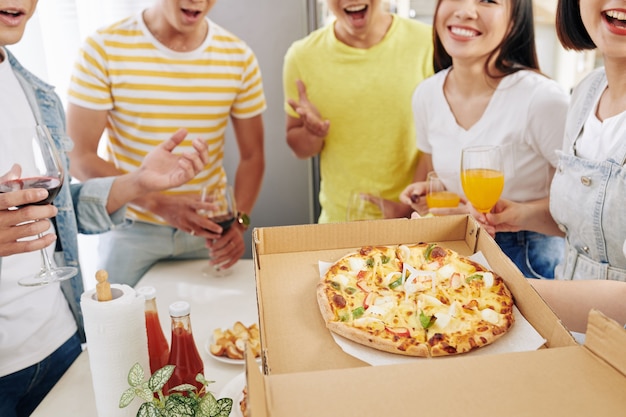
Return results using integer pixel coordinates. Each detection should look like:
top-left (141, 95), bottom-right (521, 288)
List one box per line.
top-left (432, 0), bottom-right (539, 77)
top-left (556, 0), bottom-right (596, 51)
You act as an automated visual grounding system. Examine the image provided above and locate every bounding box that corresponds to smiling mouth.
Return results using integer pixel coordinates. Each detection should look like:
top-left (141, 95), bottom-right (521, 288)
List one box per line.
top-left (449, 26), bottom-right (480, 38)
top-left (0, 9), bottom-right (24, 17)
top-left (345, 4), bottom-right (368, 18)
top-left (604, 10), bottom-right (626, 28)
top-left (182, 8), bottom-right (201, 18)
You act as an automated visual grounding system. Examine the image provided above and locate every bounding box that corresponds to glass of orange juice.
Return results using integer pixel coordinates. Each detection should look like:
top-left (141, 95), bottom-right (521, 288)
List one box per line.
top-left (425, 171), bottom-right (460, 209)
top-left (460, 145), bottom-right (504, 213)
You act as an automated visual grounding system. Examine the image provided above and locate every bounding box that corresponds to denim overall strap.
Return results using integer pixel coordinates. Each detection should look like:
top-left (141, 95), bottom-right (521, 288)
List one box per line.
top-left (551, 71), bottom-right (626, 282)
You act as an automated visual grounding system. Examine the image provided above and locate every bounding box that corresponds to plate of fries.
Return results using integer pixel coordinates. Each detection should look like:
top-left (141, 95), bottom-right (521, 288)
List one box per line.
top-left (205, 321), bottom-right (261, 365)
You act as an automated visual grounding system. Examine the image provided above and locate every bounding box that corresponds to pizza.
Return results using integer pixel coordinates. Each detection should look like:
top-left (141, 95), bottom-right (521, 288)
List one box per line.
top-left (316, 243), bottom-right (515, 357)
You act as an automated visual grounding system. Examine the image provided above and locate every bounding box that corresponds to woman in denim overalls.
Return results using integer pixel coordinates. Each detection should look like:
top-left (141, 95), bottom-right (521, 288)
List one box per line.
top-left (474, 0), bottom-right (626, 333)
top-left (551, 69), bottom-right (626, 282)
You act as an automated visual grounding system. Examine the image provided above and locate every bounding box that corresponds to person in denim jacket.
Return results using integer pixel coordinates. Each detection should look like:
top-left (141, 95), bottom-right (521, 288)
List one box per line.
top-left (0, 2), bottom-right (209, 415)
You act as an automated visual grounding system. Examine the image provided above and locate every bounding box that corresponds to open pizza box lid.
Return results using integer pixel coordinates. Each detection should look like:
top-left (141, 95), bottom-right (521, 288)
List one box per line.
top-left (248, 215), bottom-right (626, 415)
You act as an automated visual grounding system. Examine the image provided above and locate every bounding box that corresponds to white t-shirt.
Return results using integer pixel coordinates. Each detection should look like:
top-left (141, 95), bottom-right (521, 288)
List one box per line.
top-left (412, 69), bottom-right (569, 202)
top-left (0, 48), bottom-right (77, 377)
top-left (575, 79), bottom-right (626, 161)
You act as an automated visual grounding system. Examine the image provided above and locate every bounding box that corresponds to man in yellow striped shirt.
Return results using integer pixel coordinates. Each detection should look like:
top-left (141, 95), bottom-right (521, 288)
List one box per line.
top-left (66, 0), bottom-right (266, 287)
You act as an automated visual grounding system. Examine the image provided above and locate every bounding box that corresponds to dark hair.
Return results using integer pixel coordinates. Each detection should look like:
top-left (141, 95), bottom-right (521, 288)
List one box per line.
top-left (555, 0), bottom-right (596, 50)
top-left (432, 0), bottom-right (539, 77)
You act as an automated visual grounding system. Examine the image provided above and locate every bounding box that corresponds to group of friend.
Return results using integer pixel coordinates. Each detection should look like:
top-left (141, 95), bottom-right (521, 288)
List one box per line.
top-left (1, 0), bottom-right (626, 416)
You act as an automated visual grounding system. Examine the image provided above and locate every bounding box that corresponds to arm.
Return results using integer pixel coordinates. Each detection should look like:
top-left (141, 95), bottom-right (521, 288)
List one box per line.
top-left (67, 103), bottom-right (210, 231)
top-left (285, 80), bottom-right (329, 159)
top-left (230, 114), bottom-right (265, 217)
top-left (66, 103), bottom-right (121, 180)
top-left (529, 279), bottom-right (626, 333)
top-left (206, 114), bottom-right (264, 269)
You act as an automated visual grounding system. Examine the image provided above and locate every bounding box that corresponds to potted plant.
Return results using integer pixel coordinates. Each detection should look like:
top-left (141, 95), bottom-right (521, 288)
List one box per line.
top-left (119, 363), bottom-right (233, 417)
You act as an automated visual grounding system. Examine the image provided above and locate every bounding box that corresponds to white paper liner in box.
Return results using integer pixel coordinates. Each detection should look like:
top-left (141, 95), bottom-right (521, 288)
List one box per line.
top-left (81, 284), bottom-right (149, 417)
top-left (318, 252), bottom-right (547, 365)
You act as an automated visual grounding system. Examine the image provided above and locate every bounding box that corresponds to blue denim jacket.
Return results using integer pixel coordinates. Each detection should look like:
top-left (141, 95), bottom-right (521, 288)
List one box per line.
top-left (2, 50), bottom-right (127, 342)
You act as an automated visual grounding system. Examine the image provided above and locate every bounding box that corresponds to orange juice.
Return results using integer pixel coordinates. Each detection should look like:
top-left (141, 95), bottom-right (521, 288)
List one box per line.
top-left (461, 168), bottom-right (504, 213)
top-left (426, 191), bottom-right (461, 208)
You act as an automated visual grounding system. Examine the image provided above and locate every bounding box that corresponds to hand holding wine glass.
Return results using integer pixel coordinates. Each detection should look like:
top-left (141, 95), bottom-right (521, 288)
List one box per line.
top-left (197, 184), bottom-right (237, 276)
top-left (460, 145), bottom-right (505, 214)
top-left (0, 125), bottom-right (78, 286)
top-left (346, 190), bottom-right (385, 221)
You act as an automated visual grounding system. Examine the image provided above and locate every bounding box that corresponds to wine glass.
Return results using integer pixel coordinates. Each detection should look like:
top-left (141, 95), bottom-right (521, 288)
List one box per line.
top-left (460, 145), bottom-right (505, 213)
top-left (0, 125), bottom-right (78, 286)
top-left (346, 190), bottom-right (385, 221)
top-left (425, 171), bottom-right (461, 209)
top-left (197, 184), bottom-right (236, 277)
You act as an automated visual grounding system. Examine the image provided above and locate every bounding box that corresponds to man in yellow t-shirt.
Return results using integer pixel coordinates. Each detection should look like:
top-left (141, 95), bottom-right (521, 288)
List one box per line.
top-left (67, 0), bottom-right (265, 286)
top-left (283, 0), bottom-right (433, 223)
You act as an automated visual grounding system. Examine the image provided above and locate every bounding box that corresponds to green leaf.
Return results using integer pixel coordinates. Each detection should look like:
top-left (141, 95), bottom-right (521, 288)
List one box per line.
top-left (169, 383), bottom-right (198, 394)
top-left (138, 402), bottom-right (161, 417)
top-left (419, 310), bottom-right (437, 329)
top-left (149, 365), bottom-right (175, 392)
top-left (215, 398), bottom-right (233, 417)
top-left (424, 244), bottom-right (435, 261)
top-left (128, 362), bottom-right (146, 387)
top-left (465, 274), bottom-right (483, 283)
top-left (366, 257), bottom-right (374, 268)
top-left (352, 306), bottom-right (365, 319)
top-left (165, 394), bottom-right (197, 416)
top-left (381, 255), bottom-right (391, 264)
top-left (198, 392), bottom-right (218, 416)
top-left (119, 387), bottom-right (136, 408)
top-left (136, 385), bottom-right (155, 403)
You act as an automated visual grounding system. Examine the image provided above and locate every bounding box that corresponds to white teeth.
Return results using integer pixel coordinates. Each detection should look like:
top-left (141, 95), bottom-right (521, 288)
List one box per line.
top-left (450, 27), bottom-right (477, 38)
top-left (606, 10), bottom-right (626, 21)
top-left (345, 5), bottom-right (367, 12)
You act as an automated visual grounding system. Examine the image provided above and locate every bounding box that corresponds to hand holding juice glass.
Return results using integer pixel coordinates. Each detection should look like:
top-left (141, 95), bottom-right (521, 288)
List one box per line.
top-left (425, 171), bottom-right (461, 209)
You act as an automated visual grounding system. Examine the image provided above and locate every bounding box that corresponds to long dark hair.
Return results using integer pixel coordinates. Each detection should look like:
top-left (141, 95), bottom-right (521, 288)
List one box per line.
top-left (432, 0), bottom-right (539, 78)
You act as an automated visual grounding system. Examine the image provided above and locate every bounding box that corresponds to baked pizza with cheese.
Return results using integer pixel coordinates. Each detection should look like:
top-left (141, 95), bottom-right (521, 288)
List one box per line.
top-left (317, 243), bottom-right (515, 357)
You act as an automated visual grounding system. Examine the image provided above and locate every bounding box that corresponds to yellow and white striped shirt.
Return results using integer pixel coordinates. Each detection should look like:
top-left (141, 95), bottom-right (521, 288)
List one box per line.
top-left (68, 14), bottom-right (266, 224)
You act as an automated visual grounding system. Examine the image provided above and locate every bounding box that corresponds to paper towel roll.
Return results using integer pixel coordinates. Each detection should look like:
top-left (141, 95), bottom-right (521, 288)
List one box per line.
top-left (81, 284), bottom-right (150, 417)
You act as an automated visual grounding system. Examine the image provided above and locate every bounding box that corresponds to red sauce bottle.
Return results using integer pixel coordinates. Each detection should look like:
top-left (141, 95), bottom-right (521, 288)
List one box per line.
top-left (137, 286), bottom-right (170, 374)
top-left (164, 301), bottom-right (204, 394)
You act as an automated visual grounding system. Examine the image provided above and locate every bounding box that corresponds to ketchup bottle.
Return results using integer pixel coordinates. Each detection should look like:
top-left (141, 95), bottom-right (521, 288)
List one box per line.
top-left (164, 301), bottom-right (204, 393)
top-left (137, 286), bottom-right (170, 374)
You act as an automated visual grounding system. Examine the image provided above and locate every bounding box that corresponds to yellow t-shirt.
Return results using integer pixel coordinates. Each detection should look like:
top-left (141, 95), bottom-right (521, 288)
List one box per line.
top-left (283, 15), bottom-right (433, 223)
top-left (68, 15), bottom-right (266, 224)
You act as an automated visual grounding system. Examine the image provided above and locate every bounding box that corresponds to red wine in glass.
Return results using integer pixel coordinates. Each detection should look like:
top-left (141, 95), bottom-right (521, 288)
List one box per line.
top-left (0, 125), bottom-right (78, 286)
top-left (0, 176), bottom-right (62, 207)
top-left (197, 184), bottom-right (237, 276)
top-left (212, 213), bottom-right (235, 231)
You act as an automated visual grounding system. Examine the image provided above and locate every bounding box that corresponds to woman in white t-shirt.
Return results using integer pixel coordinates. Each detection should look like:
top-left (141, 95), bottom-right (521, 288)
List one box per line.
top-left (400, 0), bottom-right (569, 279)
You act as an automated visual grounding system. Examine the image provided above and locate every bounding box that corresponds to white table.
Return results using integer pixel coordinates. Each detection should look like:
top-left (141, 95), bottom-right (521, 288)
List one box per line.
top-left (32, 258), bottom-right (258, 417)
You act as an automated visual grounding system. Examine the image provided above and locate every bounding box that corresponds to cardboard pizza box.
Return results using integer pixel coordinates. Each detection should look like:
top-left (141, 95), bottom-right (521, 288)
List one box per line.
top-left (244, 309), bottom-right (626, 417)
top-left (252, 215), bottom-right (575, 375)
top-left (247, 215), bottom-right (626, 415)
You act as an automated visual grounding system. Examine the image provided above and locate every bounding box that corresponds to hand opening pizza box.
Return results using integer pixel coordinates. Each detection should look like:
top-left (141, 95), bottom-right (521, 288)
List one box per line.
top-left (247, 215), bottom-right (626, 416)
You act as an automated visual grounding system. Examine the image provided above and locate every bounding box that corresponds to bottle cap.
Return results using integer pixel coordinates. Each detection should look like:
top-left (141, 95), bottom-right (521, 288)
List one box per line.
top-left (169, 301), bottom-right (191, 317)
top-left (136, 286), bottom-right (157, 300)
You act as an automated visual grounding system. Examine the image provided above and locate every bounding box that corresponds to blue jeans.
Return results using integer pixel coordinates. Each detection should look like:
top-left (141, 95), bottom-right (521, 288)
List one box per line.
top-left (0, 332), bottom-right (81, 417)
top-left (495, 231), bottom-right (565, 279)
top-left (97, 221), bottom-right (209, 287)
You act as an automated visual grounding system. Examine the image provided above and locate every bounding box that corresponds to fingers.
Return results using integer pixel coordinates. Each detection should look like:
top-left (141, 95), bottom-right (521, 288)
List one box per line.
top-left (0, 217), bottom-right (57, 257)
top-left (160, 128), bottom-right (189, 152)
top-left (0, 189), bottom-right (50, 211)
